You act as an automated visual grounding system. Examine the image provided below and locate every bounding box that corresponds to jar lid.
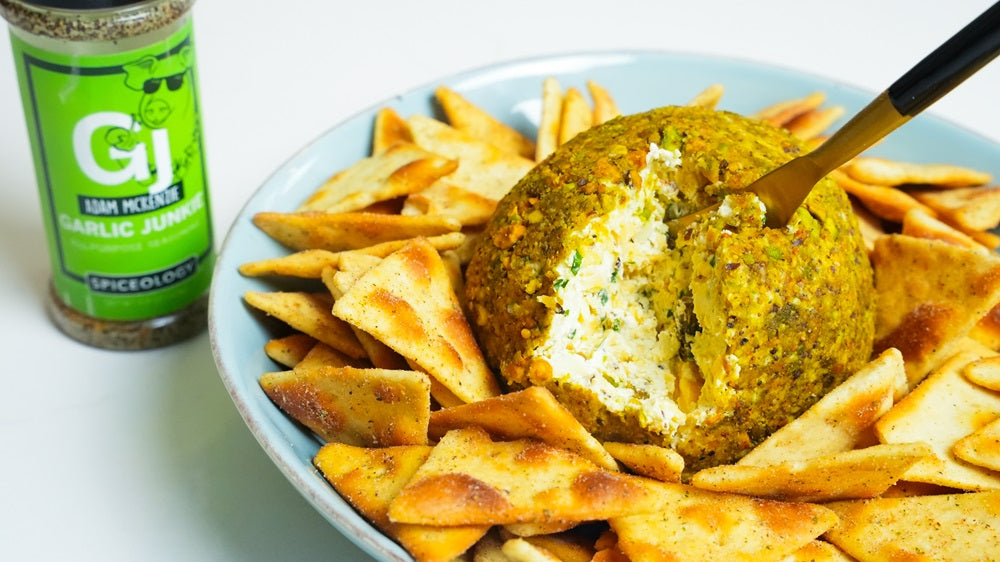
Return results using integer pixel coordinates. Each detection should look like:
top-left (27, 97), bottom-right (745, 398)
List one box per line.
top-left (17, 0), bottom-right (146, 8)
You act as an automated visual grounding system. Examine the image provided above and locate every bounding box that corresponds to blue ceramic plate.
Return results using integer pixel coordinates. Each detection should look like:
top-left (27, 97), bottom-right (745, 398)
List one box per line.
top-left (208, 51), bottom-right (1000, 561)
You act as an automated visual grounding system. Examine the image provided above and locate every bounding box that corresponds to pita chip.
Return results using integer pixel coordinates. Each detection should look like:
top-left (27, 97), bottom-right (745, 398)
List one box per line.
top-left (429, 385), bottom-right (618, 471)
top-left (686, 83), bottom-right (724, 109)
top-left (388, 427), bottom-right (667, 526)
top-left (823, 492), bottom-right (1000, 560)
top-left (830, 169), bottom-right (935, 223)
top-left (261, 364), bottom-right (430, 447)
top-left (608, 481), bottom-right (837, 562)
top-left (587, 80), bottom-right (621, 124)
top-left (753, 91), bottom-right (825, 127)
top-left (875, 349), bottom-right (1000, 490)
top-left (737, 348), bottom-right (906, 466)
top-left (435, 85), bottom-right (536, 159)
top-left (844, 156), bottom-right (992, 188)
top-left (298, 142), bottom-right (458, 213)
top-left (558, 87), bottom-right (592, 146)
top-left (243, 291), bottom-right (366, 358)
top-left (784, 105), bottom-right (845, 141)
top-left (332, 238), bottom-right (500, 403)
top-left (314, 443), bottom-right (488, 562)
top-left (407, 114), bottom-right (536, 201)
top-left (912, 184), bottom-right (1000, 232)
top-left (252, 211), bottom-right (461, 252)
top-left (372, 106), bottom-right (414, 154)
top-left (263, 333), bottom-right (317, 368)
top-left (870, 234), bottom-right (1000, 386)
top-left (602, 441), bottom-right (684, 482)
top-left (953, 416), bottom-right (1000, 472)
top-left (965, 354), bottom-right (1000, 391)
top-left (691, 443), bottom-right (934, 502)
top-left (536, 77), bottom-right (563, 161)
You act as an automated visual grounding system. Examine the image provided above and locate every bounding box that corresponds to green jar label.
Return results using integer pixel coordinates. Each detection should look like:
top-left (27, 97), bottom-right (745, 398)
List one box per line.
top-left (10, 19), bottom-right (214, 321)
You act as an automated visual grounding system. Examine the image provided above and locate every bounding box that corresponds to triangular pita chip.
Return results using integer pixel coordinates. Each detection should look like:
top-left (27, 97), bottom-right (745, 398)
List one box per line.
top-left (243, 291), bottom-right (366, 358)
top-left (691, 442), bottom-right (934, 502)
top-left (371, 106), bottom-right (414, 154)
top-left (602, 441), bottom-right (684, 482)
top-left (784, 105), bottom-right (845, 141)
top-left (875, 349), bottom-right (1000, 490)
top-left (686, 83), bottom-right (724, 109)
top-left (782, 540), bottom-right (854, 562)
top-left (844, 156), bottom-right (992, 187)
top-left (737, 348), bottom-right (906, 466)
top-left (429, 386), bottom-right (618, 471)
top-left (313, 443), bottom-right (488, 561)
top-left (387, 427), bottom-right (668, 526)
top-left (558, 87), bottom-right (592, 146)
top-left (901, 207), bottom-right (991, 252)
top-left (400, 180), bottom-right (498, 225)
top-left (435, 85), bottom-right (536, 159)
top-left (332, 238), bottom-right (500, 403)
top-left (870, 234), bottom-right (1000, 386)
top-left (260, 364), bottom-right (430, 447)
top-left (587, 80), bottom-right (620, 124)
top-left (830, 169), bottom-right (935, 223)
top-left (823, 492), bottom-right (1000, 560)
top-left (406, 114), bottom-right (535, 200)
top-left (252, 211), bottom-right (462, 252)
top-left (753, 91), bottom-right (825, 127)
top-left (965, 354), bottom-right (1000, 391)
top-left (263, 333), bottom-right (316, 368)
top-left (298, 142), bottom-right (458, 213)
top-left (535, 77), bottom-right (563, 162)
top-left (608, 479), bottom-right (837, 561)
top-left (953, 417), bottom-right (1000, 472)
top-left (912, 185), bottom-right (1000, 231)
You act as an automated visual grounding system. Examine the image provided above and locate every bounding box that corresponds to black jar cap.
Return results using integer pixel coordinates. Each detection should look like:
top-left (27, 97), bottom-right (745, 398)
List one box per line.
top-left (20, 0), bottom-right (146, 9)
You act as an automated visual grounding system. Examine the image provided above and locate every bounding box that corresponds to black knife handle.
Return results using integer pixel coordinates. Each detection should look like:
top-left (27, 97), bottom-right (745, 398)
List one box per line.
top-left (888, 1), bottom-right (1000, 116)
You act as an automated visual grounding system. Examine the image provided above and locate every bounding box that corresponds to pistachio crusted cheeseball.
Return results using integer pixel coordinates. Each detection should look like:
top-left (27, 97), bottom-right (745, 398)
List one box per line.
top-left (464, 105), bottom-right (875, 472)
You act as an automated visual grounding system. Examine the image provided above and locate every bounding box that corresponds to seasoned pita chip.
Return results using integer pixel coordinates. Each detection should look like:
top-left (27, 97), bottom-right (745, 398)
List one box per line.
top-left (333, 238), bottom-right (500, 403)
top-left (558, 87), bottom-right (592, 146)
top-left (911, 184), bottom-right (1000, 232)
top-left (844, 156), bottom-right (992, 188)
top-left (823, 491), bottom-right (1000, 560)
top-left (686, 83), bottom-right (724, 109)
top-left (953, 417), bottom-right (1000, 472)
top-left (501, 521), bottom-right (581, 538)
top-left (501, 538), bottom-right (562, 562)
top-left (738, 348), bottom-right (906, 466)
top-left (298, 143), bottom-right (458, 213)
top-left (407, 114), bottom-right (536, 201)
top-left (388, 427), bottom-right (668, 526)
top-left (536, 77), bottom-right (563, 162)
top-left (782, 540), bottom-right (854, 562)
top-left (602, 442), bottom-right (684, 482)
top-left (238, 232), bottom-right (468, 279)
top-left (401, 181), bottom-right (498, 225)
top-left (319, 266), bottom-right (408, 371)
top-left (263, 333), bottom-right (316, 368)
top-left (875, 349), bottom-right (1000, 490)
top-left (972, 306), bottom-right (1000, 351)
top-left (830, 169), bottom-right (935, 223)
top-left (435, 85), bottom-right (536, 159)
top-left (314, 443), bottom-right (488, 562)
top-left (965, 354), bottom-right (1000, 391)
top-left (850, 199), bottom-right (886, 253)
top-left (243, 291), bottom-right (366, 358)
top-left (691, 443), bottom-right (934, 502)
top-left (239, 248), bottom-right (342, 278)
top-left (429, 386), bottom-right (618, 471)
top-left (587, 80), bottom-right (620, 124)
top-left (870, 234), bottom-right (1000, 386)
top-left (372, 106), bottom-right (414, 154)
top-left (609, 481), bottom-right (837, 562)
top-left (784, 105), bottom-right (845, 141)
top-left (901, 207), bottom-right (991, 253)
top-left (293, 341), bottom-right (361, 371)
top-left (252, 211), bottom-right (462, 252)
top-left (753, 91), bottom-right (825, 127)
top-left (262, 364), bottom-right (430, 446)
top-left (509, 530), bottom-right (597, 562)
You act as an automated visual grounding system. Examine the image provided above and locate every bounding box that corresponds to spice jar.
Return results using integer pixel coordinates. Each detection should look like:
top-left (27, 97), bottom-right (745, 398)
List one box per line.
top-left (1, 0), bottom-right (213, 350)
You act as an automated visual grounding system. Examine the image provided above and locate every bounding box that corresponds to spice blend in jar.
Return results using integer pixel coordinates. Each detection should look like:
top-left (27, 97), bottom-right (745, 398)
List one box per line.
top-left (1, 0), bottom-right (214, 349)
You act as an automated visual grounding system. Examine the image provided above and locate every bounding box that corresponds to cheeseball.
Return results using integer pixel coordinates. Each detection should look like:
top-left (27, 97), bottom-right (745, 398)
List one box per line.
top-left (464, 105), bottom-right (875, 472)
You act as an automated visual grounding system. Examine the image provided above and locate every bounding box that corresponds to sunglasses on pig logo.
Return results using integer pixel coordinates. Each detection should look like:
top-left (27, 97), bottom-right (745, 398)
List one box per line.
top-left (142, 72), bottom-right (186, 94)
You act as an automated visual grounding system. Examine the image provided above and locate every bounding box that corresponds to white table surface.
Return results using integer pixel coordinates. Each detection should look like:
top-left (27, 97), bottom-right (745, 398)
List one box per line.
top-left (1, 1), bottom-right (998, 560)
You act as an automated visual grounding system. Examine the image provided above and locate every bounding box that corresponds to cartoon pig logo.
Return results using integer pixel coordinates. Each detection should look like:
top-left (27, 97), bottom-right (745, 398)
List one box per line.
top-left (122, 46), bottom-right (195, 129)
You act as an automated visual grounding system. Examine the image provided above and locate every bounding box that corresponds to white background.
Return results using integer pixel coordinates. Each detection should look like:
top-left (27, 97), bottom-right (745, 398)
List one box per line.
top-left (1, 1), bottom-right (998, 560)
